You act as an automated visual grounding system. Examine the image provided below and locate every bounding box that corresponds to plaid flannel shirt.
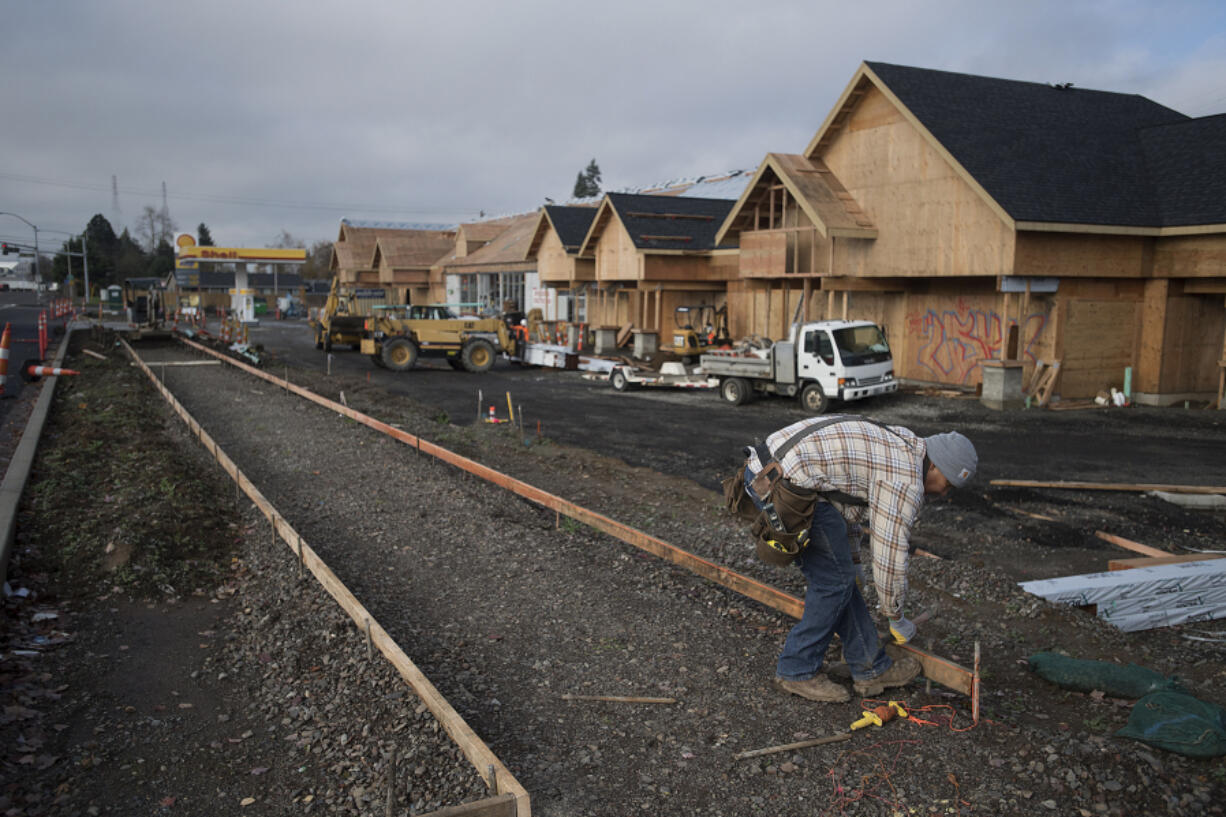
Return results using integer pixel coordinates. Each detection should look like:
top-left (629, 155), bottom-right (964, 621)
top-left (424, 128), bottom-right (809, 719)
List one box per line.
top-left (752, 415), bottom-right (927, 618)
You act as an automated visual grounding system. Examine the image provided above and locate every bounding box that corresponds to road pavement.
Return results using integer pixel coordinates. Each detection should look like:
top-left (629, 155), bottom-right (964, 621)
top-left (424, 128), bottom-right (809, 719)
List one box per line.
top-left (244, 317), bottom-right (1226, 493)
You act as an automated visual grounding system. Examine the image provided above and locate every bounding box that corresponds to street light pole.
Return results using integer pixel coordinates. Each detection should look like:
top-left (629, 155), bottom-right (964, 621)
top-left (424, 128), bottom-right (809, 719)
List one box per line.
top-left (0, 211), bottom-right (41, 284)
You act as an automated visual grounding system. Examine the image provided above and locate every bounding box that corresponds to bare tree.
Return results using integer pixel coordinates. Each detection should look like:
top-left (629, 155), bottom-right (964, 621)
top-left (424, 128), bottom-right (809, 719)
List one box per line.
top-left (269, 229), bottom-right (305, 249)
top-left (134, 204), bottom-right (178, 252)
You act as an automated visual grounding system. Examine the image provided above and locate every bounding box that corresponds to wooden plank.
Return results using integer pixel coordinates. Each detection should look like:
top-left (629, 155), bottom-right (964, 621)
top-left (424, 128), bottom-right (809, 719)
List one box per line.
top-left (417, 794), bottom-right (517, 817)
top-left (1109, 553), bottom-right (1226, 571)
top-left (991, 479), bottom-right (1226, 495)
top-left (177, 336), bottom-right (976, 699)
top-left (1024, 360), bottom-right (1049, 394)
top-left (125, 340), bottom-right (532, 817)
top-left (1034, 360), bottom-right (1061, 406)
top-left (615, 322), bottom-right (633, 347)
top-left (1094, 530), bottom-right (1171, 559)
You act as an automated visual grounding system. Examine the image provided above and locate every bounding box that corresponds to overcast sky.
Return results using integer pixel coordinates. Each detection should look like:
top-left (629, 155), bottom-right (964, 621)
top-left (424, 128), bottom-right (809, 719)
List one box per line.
top-left (2, 0), bottom-right (1224, 252)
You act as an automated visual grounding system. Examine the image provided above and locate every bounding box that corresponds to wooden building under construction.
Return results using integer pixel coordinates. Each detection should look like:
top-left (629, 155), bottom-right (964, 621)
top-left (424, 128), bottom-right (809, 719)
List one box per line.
top-left (575, 193), bottom-right (738, 338)
top-left (718, 61), bottom-right (1226, 404)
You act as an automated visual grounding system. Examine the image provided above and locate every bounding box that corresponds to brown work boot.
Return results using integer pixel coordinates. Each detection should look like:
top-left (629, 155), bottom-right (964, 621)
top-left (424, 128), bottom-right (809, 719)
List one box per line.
top-left (853, 656), bottom-right (922, 697)
top-left (774, 674), bottom-right (851, 703)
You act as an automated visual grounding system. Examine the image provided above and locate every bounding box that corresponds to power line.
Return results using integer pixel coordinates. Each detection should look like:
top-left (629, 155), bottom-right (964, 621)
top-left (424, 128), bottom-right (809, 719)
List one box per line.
top-left (0, 170), bottom-right (482, 217)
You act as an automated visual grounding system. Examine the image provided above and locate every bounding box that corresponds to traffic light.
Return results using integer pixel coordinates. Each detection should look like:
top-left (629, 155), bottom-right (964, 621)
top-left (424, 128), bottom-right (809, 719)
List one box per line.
top-left (0, 243), bottom-right (13, 255)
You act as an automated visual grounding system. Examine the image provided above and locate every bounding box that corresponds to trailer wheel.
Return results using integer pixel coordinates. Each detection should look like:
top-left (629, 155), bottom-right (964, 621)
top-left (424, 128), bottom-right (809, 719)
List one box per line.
top-left (461, 338), bottom-right (496, 373)
top-left (610, 368), bottom-right (631, 391)
top-left (382, 337), bottom-right (418, 371)
top-left (800, 382), bottom-right (829, 414)
top-left (720, 377), bottom-right (752, 406)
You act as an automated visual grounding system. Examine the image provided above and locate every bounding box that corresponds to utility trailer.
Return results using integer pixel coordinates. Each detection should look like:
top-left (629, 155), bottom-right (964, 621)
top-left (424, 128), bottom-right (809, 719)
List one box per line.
top-left (608, 361), bottom-right (719, 392)
top-left (701, 319), bottom-right (898, 413)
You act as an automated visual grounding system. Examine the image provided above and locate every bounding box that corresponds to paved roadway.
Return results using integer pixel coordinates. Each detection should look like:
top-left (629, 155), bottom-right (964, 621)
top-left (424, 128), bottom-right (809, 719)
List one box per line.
top-left (0, 289), bottom-right (58, 424)
top-left (243, 318), bottom-right (1226, 492)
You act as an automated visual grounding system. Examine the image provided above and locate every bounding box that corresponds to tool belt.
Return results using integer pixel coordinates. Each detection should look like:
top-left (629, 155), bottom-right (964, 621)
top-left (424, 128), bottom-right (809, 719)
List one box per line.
top-left (723, 415), bottom-right (889, 566)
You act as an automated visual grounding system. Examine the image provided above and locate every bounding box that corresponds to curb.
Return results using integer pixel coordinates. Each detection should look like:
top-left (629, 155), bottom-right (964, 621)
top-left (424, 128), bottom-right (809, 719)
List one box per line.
top-left (0, 326), bottom-right (74, 589)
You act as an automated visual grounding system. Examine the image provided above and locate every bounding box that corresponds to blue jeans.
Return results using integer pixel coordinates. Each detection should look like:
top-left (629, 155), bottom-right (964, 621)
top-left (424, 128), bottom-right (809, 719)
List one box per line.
top-left (776, 502), bottom-right (892, 682)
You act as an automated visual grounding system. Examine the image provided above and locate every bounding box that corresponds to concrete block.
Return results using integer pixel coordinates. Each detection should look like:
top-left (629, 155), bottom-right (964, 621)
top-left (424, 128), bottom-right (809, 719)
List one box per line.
top-left (593, 327), bottom-right (619, 356)
top-left (632, 330), bottom-right (658, 358)
top-left (980, 360), bottom-right (1024, 410)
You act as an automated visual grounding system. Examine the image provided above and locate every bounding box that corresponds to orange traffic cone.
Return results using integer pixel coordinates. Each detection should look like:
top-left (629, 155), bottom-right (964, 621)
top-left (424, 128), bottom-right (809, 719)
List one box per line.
top-left (22, 363), bottom-right (81, 383)
top-left (0, 322), bottom-right (10, 397)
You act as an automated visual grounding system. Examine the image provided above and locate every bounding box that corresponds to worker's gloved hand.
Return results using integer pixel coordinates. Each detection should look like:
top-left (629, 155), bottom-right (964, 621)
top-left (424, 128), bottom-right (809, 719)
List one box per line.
top-left (888, 616), bottom-right (917, 645)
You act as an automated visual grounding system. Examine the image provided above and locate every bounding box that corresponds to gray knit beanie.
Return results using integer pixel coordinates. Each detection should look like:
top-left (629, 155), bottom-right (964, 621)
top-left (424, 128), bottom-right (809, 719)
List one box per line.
top-left (924, 431), bottom-right (978, 488)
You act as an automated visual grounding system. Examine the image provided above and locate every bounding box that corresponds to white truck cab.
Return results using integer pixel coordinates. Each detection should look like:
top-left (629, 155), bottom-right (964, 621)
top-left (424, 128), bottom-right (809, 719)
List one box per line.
top-left (700, 319), bottom-right (897, 413)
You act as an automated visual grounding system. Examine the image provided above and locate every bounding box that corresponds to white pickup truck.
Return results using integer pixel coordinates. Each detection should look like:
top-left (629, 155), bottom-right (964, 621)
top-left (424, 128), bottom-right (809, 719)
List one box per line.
top-left (700, 319), bottom-right (898, 413)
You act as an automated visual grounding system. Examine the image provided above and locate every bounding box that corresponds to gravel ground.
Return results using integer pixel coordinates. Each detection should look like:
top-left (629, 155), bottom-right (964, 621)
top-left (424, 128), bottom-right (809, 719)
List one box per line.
top-left (149, 338), bottom-right (1225, 815)
top-left (4, 331), bottom-right (1226, 816)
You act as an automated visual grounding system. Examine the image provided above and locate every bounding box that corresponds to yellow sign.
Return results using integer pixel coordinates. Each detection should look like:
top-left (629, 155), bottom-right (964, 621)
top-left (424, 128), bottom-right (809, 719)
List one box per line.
top-left (175, 233), bottom-right (197, 249)
top-left (179, 246), bottom-right (306, 262)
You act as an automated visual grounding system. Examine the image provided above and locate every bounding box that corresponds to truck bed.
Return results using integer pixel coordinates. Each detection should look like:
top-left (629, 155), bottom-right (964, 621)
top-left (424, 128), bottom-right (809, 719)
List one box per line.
top-left (699, 351), bottom-right (772, 378)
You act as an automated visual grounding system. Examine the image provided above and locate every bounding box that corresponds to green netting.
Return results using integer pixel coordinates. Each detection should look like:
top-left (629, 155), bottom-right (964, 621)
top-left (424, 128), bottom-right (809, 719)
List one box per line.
top-left (1027, 652), bottom-right (1181, 698)
top-left (1116, 691), bottom-right (1226, 758)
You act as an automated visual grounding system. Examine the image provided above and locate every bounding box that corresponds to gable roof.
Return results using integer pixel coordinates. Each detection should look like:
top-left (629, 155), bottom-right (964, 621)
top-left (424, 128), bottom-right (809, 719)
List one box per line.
top-left (370, 230), bottom-right (456, 270)
top-left (527, 205), bottom-right (599, 258)
top-left (1139, 113), bottom-right (1226, 228)
top-left (715, 153), bottom-right (876, 246)
top-left (578, 193), bottom-right (736, 256)
top-left (444, 212), bottom-right (538, 272)
top-left (807, 61), bottom-right (1220, 231)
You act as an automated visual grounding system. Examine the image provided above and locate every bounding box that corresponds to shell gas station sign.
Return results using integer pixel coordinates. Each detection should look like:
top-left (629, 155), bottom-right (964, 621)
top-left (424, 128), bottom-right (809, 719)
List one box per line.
top-left (174, 233), bottom-right (306, 322)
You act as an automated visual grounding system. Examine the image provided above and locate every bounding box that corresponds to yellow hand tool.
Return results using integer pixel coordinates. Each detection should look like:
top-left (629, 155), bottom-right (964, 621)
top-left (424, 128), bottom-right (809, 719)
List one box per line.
top-left (850, 701), bottom-right (908, 731)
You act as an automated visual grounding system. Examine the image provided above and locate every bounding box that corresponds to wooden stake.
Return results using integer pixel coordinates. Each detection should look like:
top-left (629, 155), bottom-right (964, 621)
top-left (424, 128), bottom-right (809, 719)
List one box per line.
top-left (972, 641), bottom-right (981, 724)
top-left (560, 694), bottom-right (676, 704)
top-left (733, 731), bottom-right (854, 760)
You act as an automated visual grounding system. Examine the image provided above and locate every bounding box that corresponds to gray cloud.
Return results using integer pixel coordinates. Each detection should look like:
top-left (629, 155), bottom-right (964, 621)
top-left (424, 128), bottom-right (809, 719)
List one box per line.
top-left (2, 0), bottom-right (1222, 250)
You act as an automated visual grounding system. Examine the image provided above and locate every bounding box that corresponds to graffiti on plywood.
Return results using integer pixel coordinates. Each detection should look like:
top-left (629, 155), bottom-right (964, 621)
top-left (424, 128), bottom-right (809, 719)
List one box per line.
top-left (905, 298), bottom-right (1048, 384)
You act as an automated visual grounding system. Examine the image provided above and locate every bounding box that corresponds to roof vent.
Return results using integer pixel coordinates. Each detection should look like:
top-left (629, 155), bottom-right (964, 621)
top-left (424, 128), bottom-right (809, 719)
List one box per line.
top-left (1052, 81), bottom-right (1075, 90)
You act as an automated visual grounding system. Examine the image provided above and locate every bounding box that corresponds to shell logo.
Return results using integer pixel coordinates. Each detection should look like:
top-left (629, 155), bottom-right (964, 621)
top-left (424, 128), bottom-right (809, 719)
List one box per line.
top-left (175, 233), bottom-right (196, 249)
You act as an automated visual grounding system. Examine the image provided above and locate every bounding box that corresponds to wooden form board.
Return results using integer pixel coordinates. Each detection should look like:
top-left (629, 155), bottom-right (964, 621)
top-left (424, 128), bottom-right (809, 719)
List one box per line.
top-left (176, 336), bottom-right (976, 701)
top-left (1094, 530), bottom-right (1170, 559)
top-left (1109, 553), bottom-right (1225, 571)
top-left (991, 479), bottom-right (1226, 495)
top-left (125, 340), bottom-right (531, 817)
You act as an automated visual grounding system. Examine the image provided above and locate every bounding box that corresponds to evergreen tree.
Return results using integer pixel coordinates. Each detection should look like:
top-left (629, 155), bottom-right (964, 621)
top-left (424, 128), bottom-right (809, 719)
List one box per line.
top-left (571, 158), bottom-right (603, 199)
top-left (115, 229), bottom-right (149, 280)
top-left (148, 237), bottom-right (175, 276)
top-left (197, 222), bottom-right (215, 246)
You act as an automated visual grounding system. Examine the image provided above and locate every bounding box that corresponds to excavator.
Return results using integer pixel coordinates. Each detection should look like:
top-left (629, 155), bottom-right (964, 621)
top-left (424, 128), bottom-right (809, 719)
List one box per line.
top-left (672, 304), bottom-right (730, 361)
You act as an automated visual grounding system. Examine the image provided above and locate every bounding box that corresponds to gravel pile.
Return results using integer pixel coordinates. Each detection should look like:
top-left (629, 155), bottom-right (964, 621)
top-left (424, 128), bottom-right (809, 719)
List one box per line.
top-left (127, 341), bottom-right (1226, 817)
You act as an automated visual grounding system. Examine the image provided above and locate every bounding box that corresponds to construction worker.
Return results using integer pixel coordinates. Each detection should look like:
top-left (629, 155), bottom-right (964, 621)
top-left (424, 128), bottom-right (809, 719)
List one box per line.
top-left (753, 415), bottom-right (978, 703)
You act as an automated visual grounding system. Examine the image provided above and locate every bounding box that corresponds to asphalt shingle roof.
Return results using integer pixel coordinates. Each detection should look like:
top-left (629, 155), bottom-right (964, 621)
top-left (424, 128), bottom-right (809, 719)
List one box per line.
top-left (1139, 113), bottom-right (1226, 227)
top-left (864, 61), bottom-right (1201, 227)
top-left (605, 193), bottom-right (736, 251)
top-left (543, 206), bottom-right (598, 252)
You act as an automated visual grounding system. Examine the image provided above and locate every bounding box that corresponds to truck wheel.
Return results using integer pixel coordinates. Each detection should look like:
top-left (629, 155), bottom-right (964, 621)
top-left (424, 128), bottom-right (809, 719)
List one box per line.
top-left (370, 354), bottom-right (387, 369)
top-left (720, 377), bottom-right (752, 406)
top-left (461, 338), bottom-right (496, 373)
top-left (610, 369), bottom-right (630, 391)
top-left (800, 383), bottom-right (829, 414)
top-left (382, 337), bottom-right (418, 372)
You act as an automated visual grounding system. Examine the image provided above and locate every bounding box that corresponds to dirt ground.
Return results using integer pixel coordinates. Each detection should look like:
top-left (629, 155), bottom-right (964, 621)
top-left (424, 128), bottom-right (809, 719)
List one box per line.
top-left (2, 328), bottom-right (1225, 815)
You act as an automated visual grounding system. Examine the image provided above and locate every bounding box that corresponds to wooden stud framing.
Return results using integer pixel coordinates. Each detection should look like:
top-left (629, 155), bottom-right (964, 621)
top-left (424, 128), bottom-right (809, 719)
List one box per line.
top-left (1109, 553), bottom-right (1225, 571)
